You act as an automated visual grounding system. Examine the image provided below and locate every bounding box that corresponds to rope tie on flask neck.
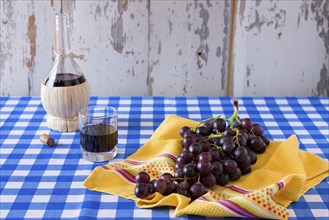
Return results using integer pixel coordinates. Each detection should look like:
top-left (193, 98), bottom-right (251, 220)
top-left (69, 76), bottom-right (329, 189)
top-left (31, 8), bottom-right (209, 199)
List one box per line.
top-left (54, 51), bottom-right (73, 58)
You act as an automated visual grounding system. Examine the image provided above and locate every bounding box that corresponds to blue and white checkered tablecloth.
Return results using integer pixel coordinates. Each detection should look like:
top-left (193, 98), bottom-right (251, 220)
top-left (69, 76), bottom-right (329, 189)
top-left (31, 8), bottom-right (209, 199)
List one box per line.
top-left (0, 96), bottom-right (328, 219)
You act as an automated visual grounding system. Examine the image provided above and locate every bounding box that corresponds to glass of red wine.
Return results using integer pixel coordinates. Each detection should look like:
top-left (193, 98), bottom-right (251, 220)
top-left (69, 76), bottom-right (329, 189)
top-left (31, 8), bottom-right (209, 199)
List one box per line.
top-left (79, 106), bottom-right (118, 162)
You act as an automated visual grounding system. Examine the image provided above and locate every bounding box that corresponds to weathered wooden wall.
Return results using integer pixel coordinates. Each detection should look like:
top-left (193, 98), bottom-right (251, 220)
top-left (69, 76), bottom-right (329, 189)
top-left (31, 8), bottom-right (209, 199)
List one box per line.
top-left (233, 0), bottom-right (328, 96)
top-left (0, 0), bottom-right (328, 96)
top-left (0, 0), bottom-right (231, 96)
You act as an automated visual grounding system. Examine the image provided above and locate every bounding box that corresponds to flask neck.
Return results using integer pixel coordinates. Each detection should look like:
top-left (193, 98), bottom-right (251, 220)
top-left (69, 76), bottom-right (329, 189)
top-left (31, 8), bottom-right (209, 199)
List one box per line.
top-left (55, 13), bottom-right (71, 55)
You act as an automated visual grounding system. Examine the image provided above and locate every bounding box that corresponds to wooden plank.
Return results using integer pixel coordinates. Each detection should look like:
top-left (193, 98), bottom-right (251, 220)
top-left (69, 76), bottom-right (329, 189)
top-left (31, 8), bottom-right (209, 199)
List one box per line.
top-left (148, 0), bottom-right (231, 96)
top-left (1, 0), bottom-right (149, 96)
top-left (233, 0), bottom-right (328, 96)
top-left (1, 0), bottom-right (327, 96)
top-left (1, 0), bottom-right (31, 95)
top-left (69, 0), bottom-right (149, 96)
top-left (32, 0), bottom-right (62, 96)
top-left (0, 0), bottom-right (63, 96)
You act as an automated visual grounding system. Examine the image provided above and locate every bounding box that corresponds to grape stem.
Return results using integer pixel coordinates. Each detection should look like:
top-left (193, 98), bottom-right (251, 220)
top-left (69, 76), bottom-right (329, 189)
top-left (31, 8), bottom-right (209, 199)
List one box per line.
top-left (233, 128), bottom-right (241, 147)
top-left (209, 132), bottom-right (223, 139)
top-left (172, 177), bottom-right (188, 181)
top-left (250, 127), bottom-right (255, 136)
top-left (227, 98), bottom-right (241, 128)
top-left (199, 116), bottom-right (221, 124)
top-left (195, 98), bottom-right (240, 131)
top-left (210, 143), bottom-right (225, 157)
top-left (195, 116), bottom-right (222, 129)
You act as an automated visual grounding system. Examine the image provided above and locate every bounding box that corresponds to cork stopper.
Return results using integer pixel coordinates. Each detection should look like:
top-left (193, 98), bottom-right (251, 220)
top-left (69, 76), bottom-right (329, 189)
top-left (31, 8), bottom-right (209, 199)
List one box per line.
top-left (40, 134), bottom-right (55, 146)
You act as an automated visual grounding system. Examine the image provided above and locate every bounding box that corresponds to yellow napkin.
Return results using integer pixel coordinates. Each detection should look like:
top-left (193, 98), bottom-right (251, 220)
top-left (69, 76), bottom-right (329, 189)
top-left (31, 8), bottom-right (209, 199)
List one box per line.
top-left (84, 115), bottom-right (329, 219)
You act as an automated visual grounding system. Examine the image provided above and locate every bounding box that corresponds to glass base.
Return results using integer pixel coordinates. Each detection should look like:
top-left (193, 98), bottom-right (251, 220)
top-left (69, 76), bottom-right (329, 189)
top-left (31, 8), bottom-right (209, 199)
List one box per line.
top-left (81, 147), bottom-right (117, 162)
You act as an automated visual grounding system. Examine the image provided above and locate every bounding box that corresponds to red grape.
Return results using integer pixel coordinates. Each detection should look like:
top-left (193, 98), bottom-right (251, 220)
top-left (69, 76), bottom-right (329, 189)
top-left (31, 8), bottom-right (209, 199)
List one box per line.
top-left (216, 173), bottom-right (229, 186)
top-left (160, 173), bottom-right (173, 181)
top-left (135, 183), bottom-right (150, 199)
top-left (224, 159), bottom-right (238, 173)
top-left (183, 163), bottom-right (196, 178)
top-left (200, 174), bottom-right (216, 187)
top-left (195, 126), bottom-right (210, 136)
top-left (135, 172), bottom-right (150, 184)
top-left (241, 118), bottom-right (253, 131)
top-left (198, 152), bottom-right (212, 162)
top-left (228, 168), bottom-right (242, 181)
top-left (197, 160), bottom-right (212, 176)
top-left (211, 161), bottom-right (223, 176)
top-left (179, 126), bottom-right (191, 137)
top-left (189, 182), bottom-right (207, 200)
top-left (251, 123), bottom-right (264, 136)
top-left (233, 147), bottom-right (248, 162)
top-left (154, 179), bottom-right (167, 194)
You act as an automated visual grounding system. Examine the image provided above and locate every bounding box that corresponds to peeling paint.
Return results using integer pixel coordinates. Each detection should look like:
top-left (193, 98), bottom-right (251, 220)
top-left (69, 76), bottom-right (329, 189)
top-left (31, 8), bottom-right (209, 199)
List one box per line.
top-left (311, 0), bottom-right (325, 31)
top-left (125, 50), bottom-right (135, 55)
top-left (104, 1), bottom-right (109, 19)
top-left (146, 0), bottom-right (152, 95)
top-left (234, 0), bottom-right (328, 96)
top-left (246, 65), bottom-right (251, 77)
top-left (147, 59), bottom-right (158, 95)
top-left (313, 0), bottom-right (328, 55)
top-left (195, 3), bottom-right (210, 42)
top-left (71, 53), bottom-right (85, 60)
top-left (268, 2), bottom-right (276, 12)
top-left (246, 64), bottom-right (251, 87)
top-left (110, 0), bottom-right (128, 53)
top-left (168, 20), bottom-right (173, 34)
top-left (26, 14), bottom-right (36, 70)
top-left (239, 0), bottom-right (245, 25)
top-left (95, 4), bottom-right (102, 20)
top-left (187, 22), bottom-right (192, 31)
top-left (196, 46), bottom-right (203, 69)
top-left (194, 0), bottom-right (198, 10)
top-left (195, 2), bottom-right (210, 68)
top-left (206, 0), bottom-right (212, 8)
top-left (183, 71), bottom-right (188, 95)
top-left (274, 10), bottom-right (286, 29)
top-left (196, 44), bottom-right (209, 69)
top-left (300, 0), bottom-right (329, 55)
top-left (301, 0), bottom-right (309, 21)
top-left (278, 32), bottom-right (282, 39)
top-left (245, 10), bottom-right (265, 32)
top-left (157, 42), bottom-right (161, 55)
top-left (185, 1), bottom-right (192, 19)
top-left (26, 14), bottom-right (36, 95)
top-left (186, 1), bottom-right (192, 13)
top-left (0, 0), bottom-right (15, 96)
top-left (118, 0), bottom-right (128, 14)
top-left (315, 64), bottom-right (329, 96)
top-left (221, 0), bottom-right (229, 90)
top-left (216, 46), bottom-right (221, 58)
top-left (319, 29), bottom-right (329, 55)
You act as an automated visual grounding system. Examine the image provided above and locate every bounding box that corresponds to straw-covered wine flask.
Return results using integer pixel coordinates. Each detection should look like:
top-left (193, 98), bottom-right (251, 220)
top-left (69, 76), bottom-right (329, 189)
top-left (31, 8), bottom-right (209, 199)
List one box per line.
top-left (41, 13), bottom-right (90, 132)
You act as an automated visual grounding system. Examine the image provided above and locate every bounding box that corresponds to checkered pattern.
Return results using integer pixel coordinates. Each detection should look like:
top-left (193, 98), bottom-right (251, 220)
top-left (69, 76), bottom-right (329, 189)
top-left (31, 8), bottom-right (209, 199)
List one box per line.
top-left (1, 96), bottom-right (328, 219)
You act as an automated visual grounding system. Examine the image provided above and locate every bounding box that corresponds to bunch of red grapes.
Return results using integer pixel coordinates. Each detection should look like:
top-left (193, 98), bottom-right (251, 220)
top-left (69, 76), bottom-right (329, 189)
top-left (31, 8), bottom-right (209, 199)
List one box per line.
top-left (134, 99), bottom-right (270, 200)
